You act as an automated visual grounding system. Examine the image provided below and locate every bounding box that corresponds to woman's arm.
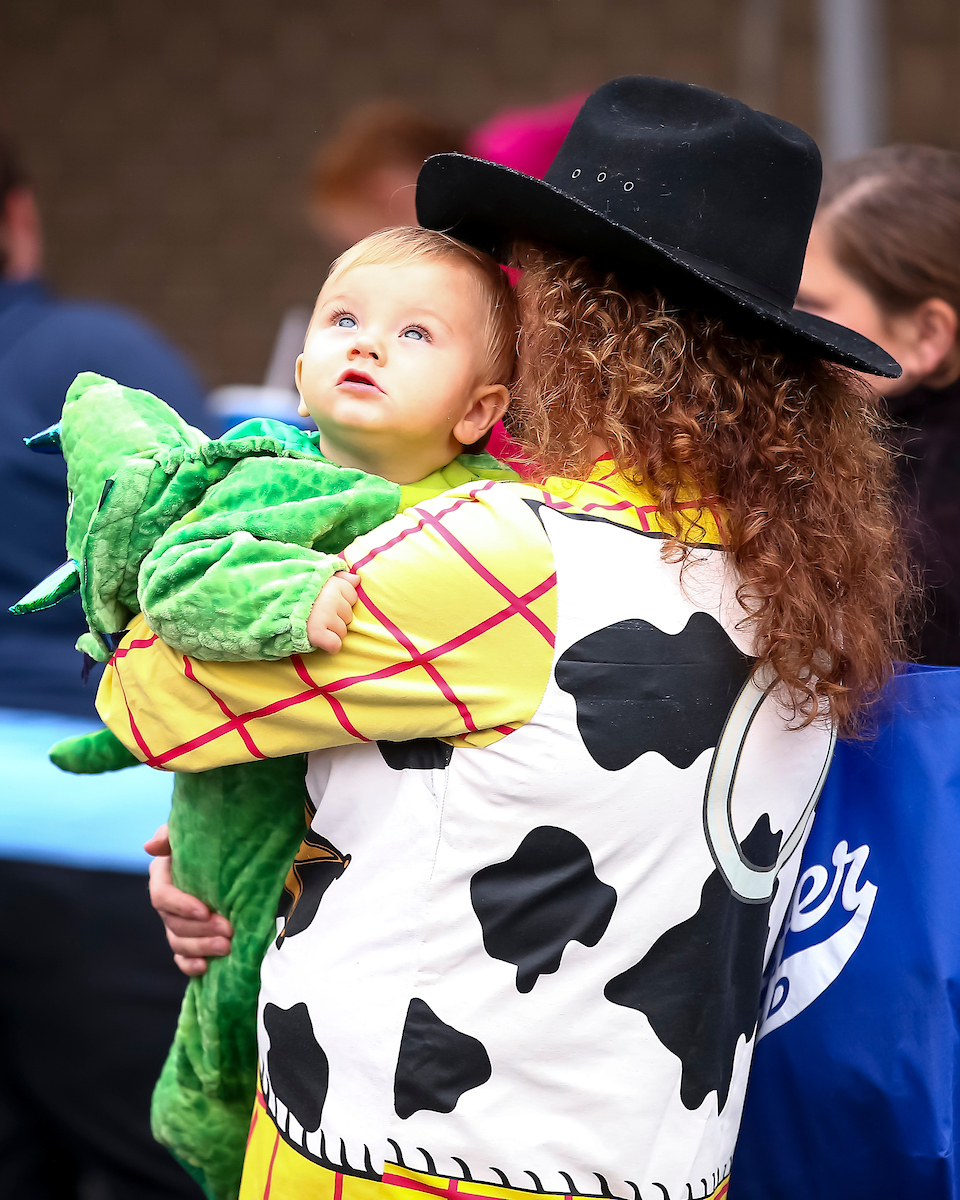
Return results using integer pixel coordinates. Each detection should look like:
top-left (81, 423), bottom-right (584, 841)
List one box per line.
top-left (98, 481), bottom-right (558, 770)
top-left (144, 825), bottom-right (233, 976)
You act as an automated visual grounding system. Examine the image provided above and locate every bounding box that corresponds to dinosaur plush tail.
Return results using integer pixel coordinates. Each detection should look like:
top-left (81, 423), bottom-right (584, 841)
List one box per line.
top-left (153, 758), bottom-right (309, 1200)
top-left (152, 968), bottom-right (260, 1200)
top-left (49, 726), bottom-right (141, 774)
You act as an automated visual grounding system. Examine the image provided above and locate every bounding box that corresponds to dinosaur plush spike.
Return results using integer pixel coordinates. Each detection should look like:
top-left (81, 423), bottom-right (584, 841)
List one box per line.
top-left (23, 421), bottom-right (63, 453)
top-left (9, 558), bottom-right (81, 614)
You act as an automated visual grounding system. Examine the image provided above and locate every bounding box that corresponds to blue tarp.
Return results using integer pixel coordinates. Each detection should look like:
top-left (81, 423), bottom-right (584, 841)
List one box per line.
top-left (731, 665), bottom-right (960, 1199)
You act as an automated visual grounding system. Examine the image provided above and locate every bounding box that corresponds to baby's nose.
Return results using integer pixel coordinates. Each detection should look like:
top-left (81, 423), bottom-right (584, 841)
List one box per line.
top-left (349, 337), bottom-right (380, 361)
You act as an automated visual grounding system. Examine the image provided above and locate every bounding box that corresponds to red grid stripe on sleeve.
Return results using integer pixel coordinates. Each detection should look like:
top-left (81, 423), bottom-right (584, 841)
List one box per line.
top-left (111, 658), bottom-right (159, 765)
top-left (356, 582), bottom-right (479, 732)
top-left (110, 633), bottom-right (159, 660)
top-left (415, 507), bottom-right (555, 646)
top-left (290, 654), bottom-right (370, 743)
top-left (182, 656), bottom-right (267, 760)
top-left (349, 491), bottom-right (485, 572)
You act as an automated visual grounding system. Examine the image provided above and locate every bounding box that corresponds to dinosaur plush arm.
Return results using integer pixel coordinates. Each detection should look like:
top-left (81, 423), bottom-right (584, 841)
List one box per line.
top-left (140, 534), bottom-right (346, 661)
top-left (138, 454), bottom-right (400, 662)
top-left (52, 378), bottom-right (398, 656)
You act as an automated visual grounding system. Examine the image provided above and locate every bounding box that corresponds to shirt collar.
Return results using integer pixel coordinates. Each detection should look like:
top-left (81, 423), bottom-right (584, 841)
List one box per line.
top-left (539, 458), bottom-right (726, 546)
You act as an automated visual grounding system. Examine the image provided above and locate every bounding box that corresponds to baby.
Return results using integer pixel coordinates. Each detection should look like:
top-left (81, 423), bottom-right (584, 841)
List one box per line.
top-left (16, 226), bottom-right (519, 1200)
top-left (296, 227), bottom-right (517, 651)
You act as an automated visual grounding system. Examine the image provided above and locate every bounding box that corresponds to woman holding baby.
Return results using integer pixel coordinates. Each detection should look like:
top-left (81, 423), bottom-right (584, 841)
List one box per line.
top-left (104, 78), bottom-right (908, 1200)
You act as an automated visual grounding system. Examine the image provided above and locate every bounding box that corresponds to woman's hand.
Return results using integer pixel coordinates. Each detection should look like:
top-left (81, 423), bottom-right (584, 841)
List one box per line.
top-left (144, 824), bottom-right (234, 977)
top-left (306, 571), bottom-right (360, 653)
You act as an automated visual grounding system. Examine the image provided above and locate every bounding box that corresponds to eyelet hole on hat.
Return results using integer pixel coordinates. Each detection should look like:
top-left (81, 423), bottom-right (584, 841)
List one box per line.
top-left (624, 181), bottom-right (634, 191)
top-left (571, 169), bottom-right (581, 178)
top-left (597, 172), bottom-right (607, 182)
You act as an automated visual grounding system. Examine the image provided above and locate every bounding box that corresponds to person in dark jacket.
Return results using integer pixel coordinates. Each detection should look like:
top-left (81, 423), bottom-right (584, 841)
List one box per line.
top-left (796, 144), bottom-right (960, 665)
top-left (0, 130), bottom-right (205, 1197)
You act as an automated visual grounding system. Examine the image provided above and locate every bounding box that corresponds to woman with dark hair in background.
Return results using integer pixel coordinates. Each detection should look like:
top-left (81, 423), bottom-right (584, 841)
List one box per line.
top-left (796, 145), bottom-right (960, 665)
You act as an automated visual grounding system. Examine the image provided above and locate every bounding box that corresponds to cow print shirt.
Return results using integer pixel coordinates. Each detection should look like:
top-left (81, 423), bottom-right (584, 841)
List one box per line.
top-left (101, 464), bottom-right (834, 1200)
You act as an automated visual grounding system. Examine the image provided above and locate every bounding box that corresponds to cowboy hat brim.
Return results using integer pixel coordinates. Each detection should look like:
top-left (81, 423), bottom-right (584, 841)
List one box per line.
top-left (417, 153), bottom-right (901, 379)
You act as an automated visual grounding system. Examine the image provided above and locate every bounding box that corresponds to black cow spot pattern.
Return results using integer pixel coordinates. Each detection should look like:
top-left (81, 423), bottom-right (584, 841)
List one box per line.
top-left (604, 815), bottom-right (782, 1112)
top-left (393, 998), bottom-right (491, 1120)
top-left (471, 826), bottom-right (617, 993)
top-left (275, 830), bottom-right (350, 949)
top-left (263, 1002), bottom-right (329, 1132)
top-left (378, 739), bottom-right (454, 771)
top-left (554, 611), bottom-right (754, 771)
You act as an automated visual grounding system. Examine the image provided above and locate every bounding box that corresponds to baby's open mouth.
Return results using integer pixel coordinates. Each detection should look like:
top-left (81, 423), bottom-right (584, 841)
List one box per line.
top-left (337, 370), bottom-right (384, 393)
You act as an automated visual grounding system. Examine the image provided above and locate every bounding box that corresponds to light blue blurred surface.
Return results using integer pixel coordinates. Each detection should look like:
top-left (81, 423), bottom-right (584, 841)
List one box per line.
top-left (0, 707), bottom-right (173, 873)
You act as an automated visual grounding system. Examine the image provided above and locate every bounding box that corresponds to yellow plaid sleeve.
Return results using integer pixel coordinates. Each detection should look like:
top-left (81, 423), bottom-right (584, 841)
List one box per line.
top-left (96, 481), bottom-right (557, 771)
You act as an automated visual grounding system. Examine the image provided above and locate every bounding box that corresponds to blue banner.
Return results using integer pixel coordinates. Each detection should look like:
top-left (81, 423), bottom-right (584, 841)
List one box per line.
top-left (731, 665), bottom-right (960, 1199)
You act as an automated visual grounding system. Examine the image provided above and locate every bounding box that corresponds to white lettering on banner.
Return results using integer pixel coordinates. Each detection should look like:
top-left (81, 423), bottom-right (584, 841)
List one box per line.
top-left (757, 840), bottom-right (877, 1039)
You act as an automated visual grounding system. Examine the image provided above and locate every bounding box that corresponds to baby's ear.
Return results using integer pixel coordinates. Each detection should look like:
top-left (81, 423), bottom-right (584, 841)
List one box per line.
top-left (483, 382), bottom-right (512, 424)
top-left (454, 383), bottom-right (510, 446)
top-left (295, 355), bottom-right (309, 418)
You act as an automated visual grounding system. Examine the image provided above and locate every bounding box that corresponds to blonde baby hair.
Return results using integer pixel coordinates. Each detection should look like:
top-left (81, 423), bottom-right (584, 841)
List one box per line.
top-left (325, 226), bottom-right (519, 388)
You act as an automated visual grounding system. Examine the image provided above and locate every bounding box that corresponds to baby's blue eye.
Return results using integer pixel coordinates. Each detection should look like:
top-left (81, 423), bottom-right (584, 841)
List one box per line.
top-left (336, 315), bottom-right (357, 329)
top-left (402, 327), bottom-right (425, 340)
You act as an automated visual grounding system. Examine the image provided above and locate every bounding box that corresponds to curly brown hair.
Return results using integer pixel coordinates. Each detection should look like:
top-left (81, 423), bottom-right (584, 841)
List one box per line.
top-left (508, 244), bottom-right (912, 735)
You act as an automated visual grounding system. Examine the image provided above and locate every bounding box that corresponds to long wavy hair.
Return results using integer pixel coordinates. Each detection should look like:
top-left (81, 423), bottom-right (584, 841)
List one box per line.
top-left (508, 243), bottom-right (913, 735)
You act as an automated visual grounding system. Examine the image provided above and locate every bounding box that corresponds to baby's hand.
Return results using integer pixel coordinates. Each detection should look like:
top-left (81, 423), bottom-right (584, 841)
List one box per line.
top-left (307, 571), bottom-right (360, 654)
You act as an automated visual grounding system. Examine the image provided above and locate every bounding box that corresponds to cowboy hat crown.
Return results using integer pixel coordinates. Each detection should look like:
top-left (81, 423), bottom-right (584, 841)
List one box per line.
top-left (416, 76), bottom-right (899, 377)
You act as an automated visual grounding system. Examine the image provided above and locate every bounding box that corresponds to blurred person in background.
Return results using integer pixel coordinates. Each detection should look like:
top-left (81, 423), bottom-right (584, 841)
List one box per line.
top-left (796, 145), bottom-right (960, 666)
top-left (230, 94), bottom-right (583, 461)
top-left (229, 100), bottom-right (465, 425)
top-left (307, 99), bottom-right (464, 254)
top-left (0, 128), bottom-right (205, 1198)
top-left (217, 101), bottom-right (464, 434)
top-left (465, 91), bottom-right (584, 177)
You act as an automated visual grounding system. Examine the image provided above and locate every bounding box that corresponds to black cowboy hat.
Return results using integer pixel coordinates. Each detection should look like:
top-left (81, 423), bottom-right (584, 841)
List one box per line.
top-left (416, 76), bottom-right (900, 378)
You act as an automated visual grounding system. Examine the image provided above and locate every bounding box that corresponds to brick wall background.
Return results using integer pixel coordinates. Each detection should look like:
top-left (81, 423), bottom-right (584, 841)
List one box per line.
top-left (0, 0), bottom-right (952, 389)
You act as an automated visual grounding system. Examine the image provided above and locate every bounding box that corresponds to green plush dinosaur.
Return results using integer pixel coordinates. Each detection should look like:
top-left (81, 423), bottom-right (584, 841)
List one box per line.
top-left (16, 372), bottom-right (517, 1200)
